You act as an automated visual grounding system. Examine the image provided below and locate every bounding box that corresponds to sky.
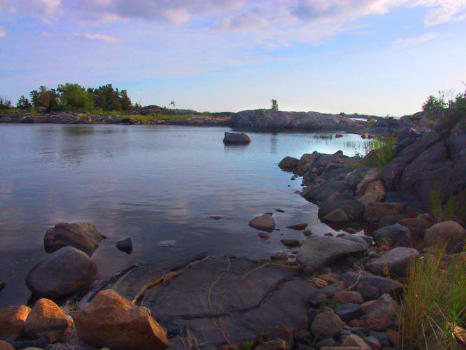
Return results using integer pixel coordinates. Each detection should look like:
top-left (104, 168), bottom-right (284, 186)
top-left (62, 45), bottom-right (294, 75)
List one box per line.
top-left (0, 0), bottom-right (465, 116)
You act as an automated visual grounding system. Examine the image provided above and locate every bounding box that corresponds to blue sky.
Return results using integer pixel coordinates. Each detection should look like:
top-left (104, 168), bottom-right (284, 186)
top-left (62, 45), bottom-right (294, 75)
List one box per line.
top-left (0, 0), bottom-right (465, 115)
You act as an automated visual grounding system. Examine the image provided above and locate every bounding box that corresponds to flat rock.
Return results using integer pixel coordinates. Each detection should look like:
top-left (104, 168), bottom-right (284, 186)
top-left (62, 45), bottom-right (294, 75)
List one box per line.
top-left (340, 271), bottom-right (403, 300)
top-left (249, 214), bottom-right (276, 232)
top-left (26, 246), bottom-right (98, 299)
top-left (74, 289), bottom-right (169, 350)
top-left (334, 303), bottom-right (363, 322)
top-left (86, 256), bottom-right (315, 349)
top-left (44, 222), bottom-right (105, 256)
top-left (287, 223), bottom-right (308, 230)
top-left (364, 202), bottom-right (403, 222)
top-left (318, 200), bottom-right (365, 224)
top-left (0, 305), bottom-right (31, 337)
top-left (366, 247), bottom-right (419, 277)
top-left (297, 236), bottom-right (367, 273)
top-left (280, 239), bottom-right (300, 248)
top-left (25, 299), bottom-right (70, 343)
top-left (398, 216), bottom-right (433, 239)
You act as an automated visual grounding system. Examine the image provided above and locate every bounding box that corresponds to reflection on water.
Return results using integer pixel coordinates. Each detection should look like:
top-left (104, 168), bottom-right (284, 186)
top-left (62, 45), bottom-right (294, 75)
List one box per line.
top-left (0, 124), bottom-right (370, 307)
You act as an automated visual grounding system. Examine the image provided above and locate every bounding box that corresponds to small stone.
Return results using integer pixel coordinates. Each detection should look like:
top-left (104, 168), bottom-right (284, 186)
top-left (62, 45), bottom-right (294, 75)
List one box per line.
top-left (311, 310), bottom-right (345, 338)
top-left (303, 230), bottom-right (312, 236)
top-left (249, 214), bottom-right (276, 232)
top-left (276, 209), bottom-right (285, 213)
top-left (280, 239), bottom-right (300, 248)
top-left (308, 291), bottom-right (327, 306)
top-left (335, 304), bottom-right (363, 322)
top-left (287, 223), bottom-right (308, 231)
top-left (25, 298), bottom-right (71, 343)
top-left (322, 208), bottom-right (349, 223)
top-left (0, 305), bottom-right (31, 337)
top-left (324, 232), bottom-right (334, 237)
top-left (385, 329), bottom-right (400, 347)
top-left (334, 291), bottom-right (363, 304)
top-left (208, 215), bottom-right (224, 220)
top-left (366, 247), bottom-right (419, 277)
top-left (363, 336), bottom-right (382, 350)
top-left (259, 232), bottom-right (270, 240)
top-left (116, 237), bottom-right (133, 254)
top-left (270, 252), bottom-right (287, 260)
top-left (342, 334), bottom-right (371, 349)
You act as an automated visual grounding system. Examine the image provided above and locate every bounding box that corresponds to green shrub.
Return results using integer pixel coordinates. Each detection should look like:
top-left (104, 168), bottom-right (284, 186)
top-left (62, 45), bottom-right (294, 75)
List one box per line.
top-left (356, 138), bottom-right (397, 169)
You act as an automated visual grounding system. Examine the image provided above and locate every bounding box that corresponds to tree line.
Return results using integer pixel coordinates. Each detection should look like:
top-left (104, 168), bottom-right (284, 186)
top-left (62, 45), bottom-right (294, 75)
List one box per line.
top-left (1, 83), bottom-right (133, 112)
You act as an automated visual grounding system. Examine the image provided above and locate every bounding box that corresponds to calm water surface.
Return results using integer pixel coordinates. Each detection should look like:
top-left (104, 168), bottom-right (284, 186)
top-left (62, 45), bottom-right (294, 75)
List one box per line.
top-left (0, 124), bottom-right (369, 306)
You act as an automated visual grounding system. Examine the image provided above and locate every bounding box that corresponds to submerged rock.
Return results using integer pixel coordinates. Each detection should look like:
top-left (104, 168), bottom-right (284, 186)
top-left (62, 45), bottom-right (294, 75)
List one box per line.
top-left (287, 223), bottom-right (308, 231)
top-left (297, 236), bottom-right (367, 273)
top-left (249, 213), bottom-right (276, 232)
top-left (44, 222), bottom-right (105, 256)
top-left (26, 246), bottom-right (98, 299)
top-left (223, 132), bottom-right (251, 145)
top-left (74, 289), bottom-right (169, 350)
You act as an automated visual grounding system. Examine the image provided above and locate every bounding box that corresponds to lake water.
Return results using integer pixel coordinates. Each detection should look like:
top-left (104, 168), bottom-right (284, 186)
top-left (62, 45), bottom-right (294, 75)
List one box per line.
top-left (0, 124), bottom-right (369, 307)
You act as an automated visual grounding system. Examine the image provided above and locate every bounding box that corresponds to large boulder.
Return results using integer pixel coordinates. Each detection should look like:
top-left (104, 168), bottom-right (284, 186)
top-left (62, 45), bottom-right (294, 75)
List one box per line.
top-left (294, 153), bottom-right (318, 176)
top-left (364, 202), bottom-right (403, 222)
top-left (73, 289), bottom-right (169, 350)
top-left (358, 180), bottom-right (385, 206)
top-left (0, 341), bottom-right (14, 350)
top-left (25, 299), bottom-right (71, 343)
top-left (373, 224), bottom-right (412, 249)
top-left (278, 157), bottom-right (299, 172)
top-left (297, 236), bottom-right (367, 273)
top-left (398, 215), bottom-right (433, 239)
top-left (318, 200), bottom-right (365, 224)
top-left (0, 305), bottom-right (31, 337)
top-left (249, 213), bottom-right (276, 232)
top-left (26, 246), bottom-right (98, 299)
top-left (366, 247), bottom-right (419, 277)
top-left (44, 222), bottom-right (105, 256)
top-left (223, 132), bottom-right (251, 145)
top-left (424, 221), bottom-right (465, 250)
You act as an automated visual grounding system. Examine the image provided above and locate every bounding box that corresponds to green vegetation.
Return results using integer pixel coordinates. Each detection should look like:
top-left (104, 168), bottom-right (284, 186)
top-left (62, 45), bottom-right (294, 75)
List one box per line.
top-left (240, 340), bottom-right (255, 350)
top-left (124, 113), bottom-right (216, 124)
top-left (356, 137), bottom-right (397, 169)
top-left (423, 87), bottom-right (466, 130)
top-left (429, 189), bottom-right (463, 221)
top-left (312, 134), bottom-right (333, 139)
top-left (401, 250), bottom-right (466, 349)
top-left (0, 96), bottom-right (12, 109)
top-left (271, 99), bottom-right (279, 111)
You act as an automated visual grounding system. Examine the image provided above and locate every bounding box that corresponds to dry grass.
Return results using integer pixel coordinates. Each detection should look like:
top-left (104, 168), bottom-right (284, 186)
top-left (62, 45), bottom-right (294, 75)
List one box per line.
top-left (400, 250), bottom-right (466, 349)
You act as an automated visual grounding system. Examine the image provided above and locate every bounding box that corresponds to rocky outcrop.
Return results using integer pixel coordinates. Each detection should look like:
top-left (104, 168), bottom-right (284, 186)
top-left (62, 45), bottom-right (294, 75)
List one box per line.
top-left (44, 222), bottom-right (105, 256)
top-left (74, 289), bottom-right (169, 350)
top-left (26, 247), bottom-right (98, 299)
top-left (223, 132), bottom-right (251, 145)
top-left (278, 157), bottom-right (299, 172)
top-left (230, 110), bottom-right (366, 132)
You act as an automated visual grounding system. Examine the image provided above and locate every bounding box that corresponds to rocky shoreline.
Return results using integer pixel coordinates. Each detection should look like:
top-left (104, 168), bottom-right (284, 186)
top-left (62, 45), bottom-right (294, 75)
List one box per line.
top-left (0, 108), bottom-right (418, 136)
top-left (0, 120), bottom-right (465, 350)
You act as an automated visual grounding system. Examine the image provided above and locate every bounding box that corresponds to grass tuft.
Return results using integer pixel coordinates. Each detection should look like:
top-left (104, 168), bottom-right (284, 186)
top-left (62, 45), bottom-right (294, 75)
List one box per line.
top-left (355, 137), bottom-right (397, 169)
top-left (401, 250), bottom-right (466, 349)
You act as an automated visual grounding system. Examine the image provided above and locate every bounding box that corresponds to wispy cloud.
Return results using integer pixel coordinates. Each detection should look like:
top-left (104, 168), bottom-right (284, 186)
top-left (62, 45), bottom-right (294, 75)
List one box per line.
top-left (392, 32), bottom-right (439, 49)
top-left (0, 26), bottom-right (6, 37)
top-left (76, 33), bottom-right (117, 44)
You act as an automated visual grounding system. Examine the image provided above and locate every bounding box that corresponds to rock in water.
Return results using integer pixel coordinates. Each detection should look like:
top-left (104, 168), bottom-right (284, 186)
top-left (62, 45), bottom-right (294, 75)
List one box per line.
top-left (297, 236), bottom-right (367, 273)
top-left (223, 132), bottom-right (251, 145)
top-left (280, 239), bottom-right (300, 248)
top-left (287, 223), bottom-right (308, 230)
top-left (25, 299), bottom-right (71, 343)
top-left (26, 246), bottom-right (98, 299)
top-left (0, 305), bottom-right (31, 337)
top-left (249, 213), bottom-right (276, 232)
top-left (278, 157), bottom-right (299, 172)
top-left (74, 289), bottom-right (169, 350)
top-left (44, 222), bottom-right (105, 256)
top-left (116, 237), bottom-right (133, 254)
